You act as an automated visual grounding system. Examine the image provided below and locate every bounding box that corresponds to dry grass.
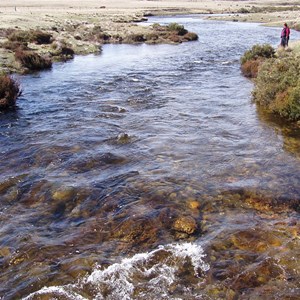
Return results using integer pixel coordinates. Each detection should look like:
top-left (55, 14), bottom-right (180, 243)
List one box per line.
top-left (15, 49), bottom-right (52, 71)
top-left (0, 74), bottom-right (21, 109)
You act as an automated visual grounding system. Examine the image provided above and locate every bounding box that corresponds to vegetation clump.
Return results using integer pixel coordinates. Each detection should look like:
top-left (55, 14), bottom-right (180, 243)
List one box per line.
top-left (241, 44), bottom-right (275, 65)
top-left (124, 33), bottom-right (146, 43)
top-left (240, 44), bottom-right (275, 78)
top-left (150, 22), bottom-right (198, 44)
top-left (0, 74), bottom-right (21, 109)
top-left (241, 42), bottom-right (300, 122)
top-left (7, 30), bottom-right (52, 45)
top-left (167, 23), bottom-right (188, 36)
top-left (0, 22), bottom-right (198, 74)
top-left (15, 49), bottom-right (52, 71)
top-left (253, 55), bottom-right (300, 121)
top-left (33, 31), bottom-right (53, 45)
top-left (0, 40), bottom-right (29, 52)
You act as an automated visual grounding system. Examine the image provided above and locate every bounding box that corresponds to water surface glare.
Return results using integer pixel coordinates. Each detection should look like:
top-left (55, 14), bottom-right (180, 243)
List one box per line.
top-left (1, 16), bottom-right (300, 299)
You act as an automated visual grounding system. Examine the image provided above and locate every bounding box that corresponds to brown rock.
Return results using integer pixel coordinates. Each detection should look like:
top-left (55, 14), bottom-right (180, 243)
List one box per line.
top-left (187, 200), bottom-right (200, 210)
top-left (173, 216), bottom-right (197, 235)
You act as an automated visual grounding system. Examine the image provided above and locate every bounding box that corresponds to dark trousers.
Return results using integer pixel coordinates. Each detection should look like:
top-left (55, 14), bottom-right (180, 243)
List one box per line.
top-left (281, 36), bottom-right (287, 47)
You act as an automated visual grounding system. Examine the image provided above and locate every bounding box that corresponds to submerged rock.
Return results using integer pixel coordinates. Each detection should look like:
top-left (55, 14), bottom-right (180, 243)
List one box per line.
top-left (0, 247), bottom-right (11, 257)
top-left (112, 218), bottom-right (159, 250)
top-left (52, 186), bottom-right (76, 202)
top-left (187, 199), bottom-right (200, 210)
top-left (173, 216), bottom-right (197, 235)
top-left (117, 132), bottom-right (131, 143)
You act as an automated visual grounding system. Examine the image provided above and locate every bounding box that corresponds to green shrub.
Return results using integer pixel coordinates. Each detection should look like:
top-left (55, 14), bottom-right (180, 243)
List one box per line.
top-left (281, 85), bottom-right (300, 120)
top-left (15, 49), bottom-right (52, 71)
top-left (167, 23), bottom-right (188, 36)
top-left (0, 74), bottom-right (21, 109)
top-left (241, 44), bottom-right (275, 65)
top-left (253, 55), bottom-right (300, 121)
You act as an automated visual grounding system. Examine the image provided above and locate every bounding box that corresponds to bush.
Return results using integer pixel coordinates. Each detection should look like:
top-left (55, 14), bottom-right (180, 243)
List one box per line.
top-left (241, 44), bottom-right (275, 65)
top-left (0, 74), bottom-right (21, 109)
top-left (253, 56), bottom-right (300, 121)
top-left (241, 59), bottom-right (261, 78)
top-left (15, 49), bottom-right (52, 71)
top-left (280, 85), bottom-right (300, 120)
top-left (167, 23), bottom-right (188, 36)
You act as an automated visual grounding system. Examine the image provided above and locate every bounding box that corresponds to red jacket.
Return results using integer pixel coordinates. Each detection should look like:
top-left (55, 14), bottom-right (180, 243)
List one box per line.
top-left (282, 27), bottom-right (290, 37)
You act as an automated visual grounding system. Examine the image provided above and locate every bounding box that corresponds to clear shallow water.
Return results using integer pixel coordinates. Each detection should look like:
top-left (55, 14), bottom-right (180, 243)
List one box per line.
top-left (1, 16), bottom-right (300, 299)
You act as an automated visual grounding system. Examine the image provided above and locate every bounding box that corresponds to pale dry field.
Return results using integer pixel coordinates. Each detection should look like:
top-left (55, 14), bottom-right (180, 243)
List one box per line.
top-left (0, 0), bottom-right (300, 30)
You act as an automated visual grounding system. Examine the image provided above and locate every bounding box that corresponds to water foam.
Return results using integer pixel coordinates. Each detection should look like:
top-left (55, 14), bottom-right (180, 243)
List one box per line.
top-left (24, 242), bottom-right (209, 300)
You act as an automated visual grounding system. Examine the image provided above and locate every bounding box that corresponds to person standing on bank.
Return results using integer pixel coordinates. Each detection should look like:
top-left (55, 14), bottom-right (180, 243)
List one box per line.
top-left (281, 23), bottom-right (290, 48)
top-left (285, 23), bottom-right (290, 47)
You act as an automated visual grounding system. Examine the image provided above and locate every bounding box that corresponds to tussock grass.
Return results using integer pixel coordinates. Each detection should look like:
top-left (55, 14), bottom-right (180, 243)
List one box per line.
top-left (241, 59), bottom-right (262, 78)
top-left (0, 41), bottom-right (29, 52)
top-left (124, 34), bottom-right (146, 43)
top-left (0, 74), bottom-right (21, 109)
top-left (8, 30), bottom-right (52, 45)
top-left (15, 49), bottom-right (52, 71)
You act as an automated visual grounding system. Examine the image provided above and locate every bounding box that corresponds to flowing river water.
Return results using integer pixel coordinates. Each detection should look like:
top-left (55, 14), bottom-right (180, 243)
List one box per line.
top-left (1, 16), bottom-right (300, 299)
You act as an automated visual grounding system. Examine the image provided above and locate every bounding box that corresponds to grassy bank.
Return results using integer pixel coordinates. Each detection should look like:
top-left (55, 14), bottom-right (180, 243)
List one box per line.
top-left (0, 21), bottom-right (198, 75)
top-left (241, 42), bottom-right (300, 123)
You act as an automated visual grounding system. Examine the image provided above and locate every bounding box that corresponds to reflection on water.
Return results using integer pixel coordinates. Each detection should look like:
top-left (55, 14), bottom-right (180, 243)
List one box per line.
top-left (0, 16), bottom-right (300, 299)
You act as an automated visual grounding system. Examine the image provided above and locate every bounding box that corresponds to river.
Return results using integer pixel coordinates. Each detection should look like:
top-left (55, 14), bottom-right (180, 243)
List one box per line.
top-left (0, 16), bottom-right (300, 299)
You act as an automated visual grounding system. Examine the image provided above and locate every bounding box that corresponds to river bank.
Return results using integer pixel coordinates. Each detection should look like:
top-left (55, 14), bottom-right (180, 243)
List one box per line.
top-left (1, 0), bottom-right (300, 74)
